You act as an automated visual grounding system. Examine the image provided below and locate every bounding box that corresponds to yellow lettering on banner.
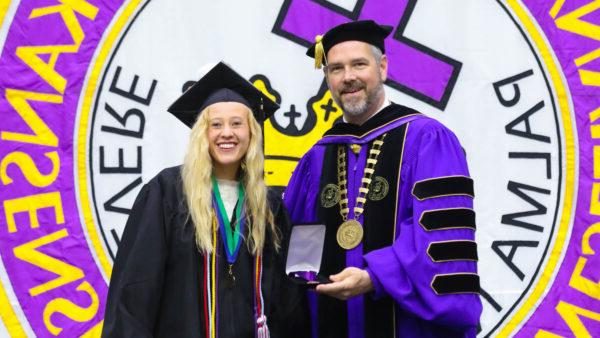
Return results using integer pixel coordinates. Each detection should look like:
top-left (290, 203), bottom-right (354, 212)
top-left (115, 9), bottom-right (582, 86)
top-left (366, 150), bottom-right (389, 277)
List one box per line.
top-left (31, 0), bottom-right (99, 22)
top-left (555, 301), bottom-right (600, 337)
top-left (16, 45), bottom-right (76, 95)
top-left (569, 257), bottom-right (600, 300)
top-left (13, 229), bottom-right (84, 296)
top-left (575, 48), bottom-right (600, 87)
top-left (1, 89), bottom-right (62, 146)
top-left (535, 329), bottom-right (564, 338)
top-left (590, 183), bottom-right (600, 215)
top-left (595, 146), bottom-right (600, 179)
top-left (578, 69), bottom-right (600, 87)
top-left (43, 281), bottom-right (98, 335)
top-left (553, 0), bottom-right (600, 41)
top-left (549, 0), bottom-right (566, 19)
top-left (1, 151), bottom-right (60, 187)
top-left (582, 222), bottom-right (600, 255)
top-left (590, 107), bottom-right (600, 139)
top-left (80, 321), bottom-right (103, 337)
top-left (570, 222), bottom-right (600, 298)
top-left (576, 47), bottom-right (600, 68)
top-left (4, 192), bottom-right (64, 233)
top-left (15, 0), bottom-right (99, 94)
top-left (553, 1), bottom-right (600, 86)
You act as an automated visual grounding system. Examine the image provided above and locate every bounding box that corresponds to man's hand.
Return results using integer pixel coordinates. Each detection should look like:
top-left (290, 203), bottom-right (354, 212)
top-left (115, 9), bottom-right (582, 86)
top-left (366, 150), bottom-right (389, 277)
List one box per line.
top-left (315, 267), bottom-right (374, 300)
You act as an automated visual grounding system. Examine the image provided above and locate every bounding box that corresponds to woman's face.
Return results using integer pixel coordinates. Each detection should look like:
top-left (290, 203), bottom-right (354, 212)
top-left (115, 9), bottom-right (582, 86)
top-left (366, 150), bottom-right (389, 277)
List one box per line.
top-left (206, 101), bottom-right (251, 179)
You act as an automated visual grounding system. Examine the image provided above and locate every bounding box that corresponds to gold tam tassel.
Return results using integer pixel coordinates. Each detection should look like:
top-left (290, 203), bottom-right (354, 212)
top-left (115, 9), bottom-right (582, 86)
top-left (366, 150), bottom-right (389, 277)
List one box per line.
top-left (314, 35), bottom-right (326, 69)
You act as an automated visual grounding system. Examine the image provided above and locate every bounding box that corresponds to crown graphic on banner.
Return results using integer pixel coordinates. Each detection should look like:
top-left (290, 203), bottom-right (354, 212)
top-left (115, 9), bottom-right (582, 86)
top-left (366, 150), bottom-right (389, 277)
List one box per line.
top-left (250, 75), bottom-right (343, 187)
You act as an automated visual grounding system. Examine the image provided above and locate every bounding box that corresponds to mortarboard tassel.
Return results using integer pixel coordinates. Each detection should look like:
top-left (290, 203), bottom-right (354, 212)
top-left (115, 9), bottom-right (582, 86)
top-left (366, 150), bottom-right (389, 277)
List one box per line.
top-left (314, 35), bottom-right (326, 69)
top-left (257, 315), bottom-right (269, 338)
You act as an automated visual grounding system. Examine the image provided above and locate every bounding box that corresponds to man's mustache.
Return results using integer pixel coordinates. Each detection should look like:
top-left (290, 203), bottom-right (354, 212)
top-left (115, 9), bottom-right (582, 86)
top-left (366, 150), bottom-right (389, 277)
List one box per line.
top-left (340, 81), bottom-right (365, 94)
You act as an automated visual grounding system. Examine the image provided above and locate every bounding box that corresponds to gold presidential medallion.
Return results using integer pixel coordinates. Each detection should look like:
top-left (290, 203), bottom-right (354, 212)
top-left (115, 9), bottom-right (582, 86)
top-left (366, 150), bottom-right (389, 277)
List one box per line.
top-left (321, 183), bottom-right (340, 208)
top-left (368, 176), bottom-right (389, 201)
top-left (336, 219), bottom-right (364, 250)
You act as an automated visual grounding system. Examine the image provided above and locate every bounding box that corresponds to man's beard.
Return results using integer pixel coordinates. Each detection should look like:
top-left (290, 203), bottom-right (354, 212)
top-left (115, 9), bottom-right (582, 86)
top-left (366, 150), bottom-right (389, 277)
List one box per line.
top-left (336, 80), bottom-right (384, 118)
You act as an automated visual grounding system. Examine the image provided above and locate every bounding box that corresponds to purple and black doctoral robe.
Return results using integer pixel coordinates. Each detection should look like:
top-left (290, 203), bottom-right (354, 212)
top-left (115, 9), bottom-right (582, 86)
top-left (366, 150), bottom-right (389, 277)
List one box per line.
top-left (284, 104), bottom-right (482, 338)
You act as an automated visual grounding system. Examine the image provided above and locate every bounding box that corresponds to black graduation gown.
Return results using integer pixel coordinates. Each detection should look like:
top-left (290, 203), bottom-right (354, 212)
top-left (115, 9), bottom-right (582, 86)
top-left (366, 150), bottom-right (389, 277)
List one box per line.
top-left (102, 166), bottom-right (309, 338)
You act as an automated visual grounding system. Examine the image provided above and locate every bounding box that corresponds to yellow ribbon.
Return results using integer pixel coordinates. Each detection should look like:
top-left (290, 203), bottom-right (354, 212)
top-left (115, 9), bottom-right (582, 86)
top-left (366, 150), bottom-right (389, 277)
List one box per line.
top-left (314, 34), bottom-right (326, 69)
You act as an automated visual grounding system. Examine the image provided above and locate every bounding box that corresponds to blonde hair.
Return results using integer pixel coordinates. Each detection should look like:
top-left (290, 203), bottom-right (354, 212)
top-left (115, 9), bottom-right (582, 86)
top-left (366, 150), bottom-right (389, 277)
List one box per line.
top-left (181, 105), bottom-right (278, 255)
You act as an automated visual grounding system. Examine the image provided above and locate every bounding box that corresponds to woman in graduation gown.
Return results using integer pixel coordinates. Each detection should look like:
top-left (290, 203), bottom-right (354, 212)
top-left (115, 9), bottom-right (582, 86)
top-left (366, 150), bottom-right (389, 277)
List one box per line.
top-left (102, 62), bottom-right (309, 338)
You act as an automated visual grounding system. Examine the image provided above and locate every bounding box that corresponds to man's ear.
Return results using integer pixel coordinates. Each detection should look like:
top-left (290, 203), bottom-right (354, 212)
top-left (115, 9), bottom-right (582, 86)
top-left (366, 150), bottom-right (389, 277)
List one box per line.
top-left (324, 67), bottom-right (333, 90)
top-left (380, 54), bottom-right (388, 82)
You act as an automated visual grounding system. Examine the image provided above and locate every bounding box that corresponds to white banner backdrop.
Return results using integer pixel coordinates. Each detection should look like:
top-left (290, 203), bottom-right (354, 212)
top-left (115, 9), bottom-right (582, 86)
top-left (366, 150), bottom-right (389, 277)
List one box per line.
top-left (0, 0), bottom-right (598, 337)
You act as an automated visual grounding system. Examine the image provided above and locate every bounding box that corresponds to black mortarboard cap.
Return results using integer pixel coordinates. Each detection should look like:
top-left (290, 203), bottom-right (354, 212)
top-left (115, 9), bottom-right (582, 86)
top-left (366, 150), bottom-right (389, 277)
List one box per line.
top-left (306, 20), bottom-right (393, 69)
top-left (167, 62), bottom-right (279, 128)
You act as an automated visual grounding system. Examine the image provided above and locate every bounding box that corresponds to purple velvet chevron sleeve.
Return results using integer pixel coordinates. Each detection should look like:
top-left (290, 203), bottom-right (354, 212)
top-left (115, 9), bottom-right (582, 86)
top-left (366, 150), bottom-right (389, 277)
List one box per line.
top-left (363, 119), bottom-right (482, 332)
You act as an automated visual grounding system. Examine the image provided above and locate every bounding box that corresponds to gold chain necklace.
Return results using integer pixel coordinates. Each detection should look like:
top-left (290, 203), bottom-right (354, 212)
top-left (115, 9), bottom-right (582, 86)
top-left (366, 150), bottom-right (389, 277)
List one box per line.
top-left (336, 134), bottom-right (386, 249)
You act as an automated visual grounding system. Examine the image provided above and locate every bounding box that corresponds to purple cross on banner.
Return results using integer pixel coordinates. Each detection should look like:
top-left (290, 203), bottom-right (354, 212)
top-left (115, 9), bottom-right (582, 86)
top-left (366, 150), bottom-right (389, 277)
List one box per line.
top-left (273, 0), bottom-right (462, 110)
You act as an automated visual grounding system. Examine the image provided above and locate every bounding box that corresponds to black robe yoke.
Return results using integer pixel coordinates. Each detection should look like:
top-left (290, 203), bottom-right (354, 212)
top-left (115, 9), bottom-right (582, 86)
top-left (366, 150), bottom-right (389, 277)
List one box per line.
top-left (102, 166), bottom-right (309, 338)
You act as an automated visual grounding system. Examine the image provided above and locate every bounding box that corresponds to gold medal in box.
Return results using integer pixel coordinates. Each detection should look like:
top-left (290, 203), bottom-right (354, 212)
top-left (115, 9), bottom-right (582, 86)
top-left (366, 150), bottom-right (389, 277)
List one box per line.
top-left (334, 135), bottom-right (386, 250)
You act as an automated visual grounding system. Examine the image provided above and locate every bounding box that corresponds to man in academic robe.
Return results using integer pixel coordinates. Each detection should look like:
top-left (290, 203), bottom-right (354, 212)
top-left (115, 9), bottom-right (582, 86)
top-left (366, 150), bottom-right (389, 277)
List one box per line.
top-left (284, 20), bottom-right (482, 338)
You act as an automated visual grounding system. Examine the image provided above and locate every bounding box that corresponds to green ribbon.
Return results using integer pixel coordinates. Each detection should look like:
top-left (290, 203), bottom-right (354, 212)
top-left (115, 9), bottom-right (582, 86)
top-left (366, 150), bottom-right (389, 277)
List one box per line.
top-left (211, 175), bottom-right (245, 259)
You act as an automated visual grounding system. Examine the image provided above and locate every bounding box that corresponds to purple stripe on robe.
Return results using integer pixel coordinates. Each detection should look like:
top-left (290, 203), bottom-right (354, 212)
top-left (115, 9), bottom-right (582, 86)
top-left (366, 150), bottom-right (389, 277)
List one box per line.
top-left (346, 145), bottom-right (367, 338)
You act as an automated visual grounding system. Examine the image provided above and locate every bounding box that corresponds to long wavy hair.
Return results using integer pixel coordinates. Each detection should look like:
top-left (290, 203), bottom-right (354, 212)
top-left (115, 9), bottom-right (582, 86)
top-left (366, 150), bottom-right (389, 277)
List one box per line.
top-left (181, 105), bottom-right (278, 255)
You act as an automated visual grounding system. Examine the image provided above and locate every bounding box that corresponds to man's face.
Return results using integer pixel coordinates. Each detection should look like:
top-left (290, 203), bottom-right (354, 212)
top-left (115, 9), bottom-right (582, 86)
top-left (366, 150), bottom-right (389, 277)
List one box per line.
top-left (325, 40), bottom-right (387, 123)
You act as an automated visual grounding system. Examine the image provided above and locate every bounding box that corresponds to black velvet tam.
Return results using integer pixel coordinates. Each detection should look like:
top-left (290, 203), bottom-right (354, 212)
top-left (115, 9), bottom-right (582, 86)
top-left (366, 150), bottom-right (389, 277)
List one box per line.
top-left (306, 20), bottom-right (393, 62)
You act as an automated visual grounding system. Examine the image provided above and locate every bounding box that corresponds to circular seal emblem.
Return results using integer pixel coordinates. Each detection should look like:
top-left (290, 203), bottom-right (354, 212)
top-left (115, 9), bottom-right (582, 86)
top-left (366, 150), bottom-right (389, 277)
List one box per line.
top-left (368, 176), bottom-right (389, 201)
top-left (68, 1), bottom-right (577, 337)
top-left (336, 219), bottom-right (364, 250)
top-left (320, 183), bottom-right (340, 208)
